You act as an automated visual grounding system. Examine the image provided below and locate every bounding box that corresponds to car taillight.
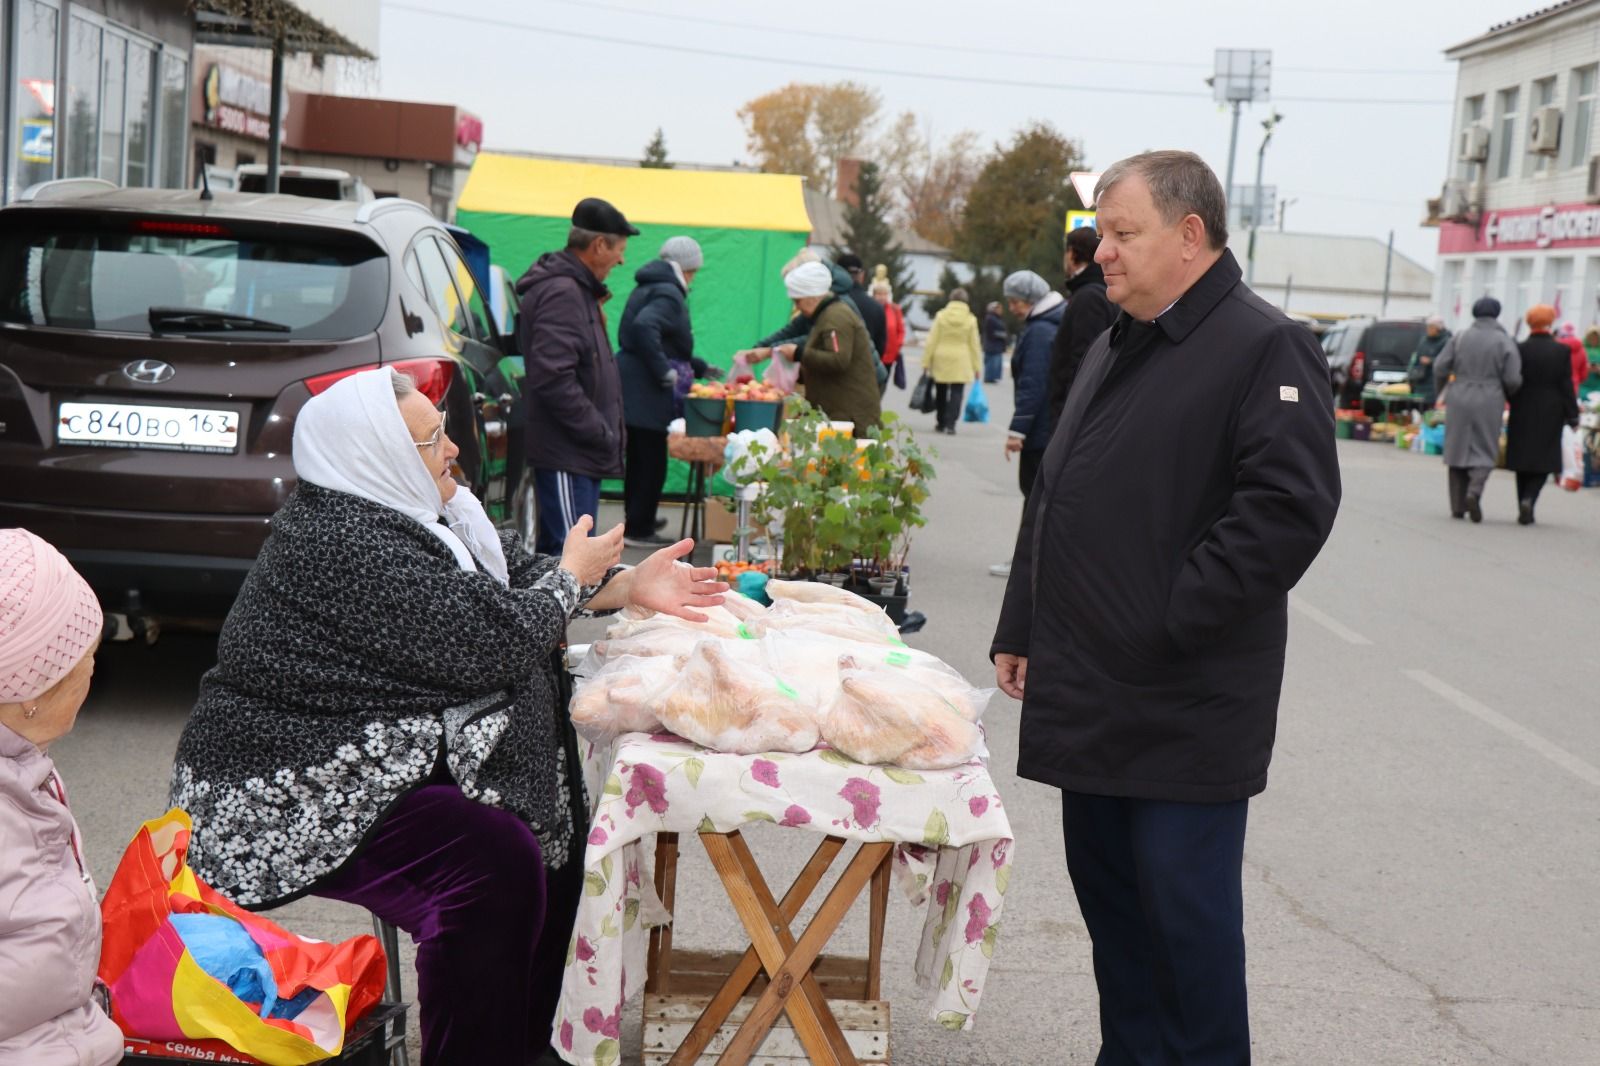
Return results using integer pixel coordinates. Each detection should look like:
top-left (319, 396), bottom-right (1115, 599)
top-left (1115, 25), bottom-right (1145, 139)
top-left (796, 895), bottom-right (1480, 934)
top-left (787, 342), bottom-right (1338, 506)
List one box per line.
top-left (132, 219), bottom-right (230, 237)
top-left (303, 358), bottom-right (456, 404)
top-left (1350, 351), bottom-right (1366, 382)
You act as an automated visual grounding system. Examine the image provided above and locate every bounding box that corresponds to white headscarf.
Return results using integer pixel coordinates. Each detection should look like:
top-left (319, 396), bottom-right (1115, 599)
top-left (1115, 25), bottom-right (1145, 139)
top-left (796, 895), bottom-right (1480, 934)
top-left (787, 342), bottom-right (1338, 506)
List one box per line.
top-left (785, 260), bottom-right (832, 299)
top-left (292, 368), bottom-right (509, 585)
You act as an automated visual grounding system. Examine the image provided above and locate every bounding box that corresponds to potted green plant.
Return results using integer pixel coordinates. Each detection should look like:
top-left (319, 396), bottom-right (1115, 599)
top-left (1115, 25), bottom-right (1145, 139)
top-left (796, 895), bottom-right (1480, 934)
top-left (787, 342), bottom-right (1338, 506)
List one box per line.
top-left (743, 402), bottom-right (933, 615)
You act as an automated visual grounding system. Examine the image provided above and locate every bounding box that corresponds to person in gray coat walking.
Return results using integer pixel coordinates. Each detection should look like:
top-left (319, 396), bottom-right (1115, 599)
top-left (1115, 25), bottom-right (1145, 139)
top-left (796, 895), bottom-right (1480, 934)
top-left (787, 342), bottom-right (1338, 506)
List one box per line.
top-left (1434, 296), bottom-right (1522, 522)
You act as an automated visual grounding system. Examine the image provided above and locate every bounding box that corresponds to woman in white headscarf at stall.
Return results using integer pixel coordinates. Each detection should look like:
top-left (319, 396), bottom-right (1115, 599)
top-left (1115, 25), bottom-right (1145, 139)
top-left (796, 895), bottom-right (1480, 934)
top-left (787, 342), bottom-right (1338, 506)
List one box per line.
top-left (169, 368), bottom-right (725, 1065)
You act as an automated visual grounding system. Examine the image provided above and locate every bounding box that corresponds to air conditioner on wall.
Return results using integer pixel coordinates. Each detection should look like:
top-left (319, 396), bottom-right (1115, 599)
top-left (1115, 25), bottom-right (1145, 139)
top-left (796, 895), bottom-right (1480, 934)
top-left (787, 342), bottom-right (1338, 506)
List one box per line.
top-left (1440, 179), bottom-right (1473, 220)
top-left (1458, 124), bottom-right (1490, 162)
top-left (1529, 106), bottom-right (1563, 155)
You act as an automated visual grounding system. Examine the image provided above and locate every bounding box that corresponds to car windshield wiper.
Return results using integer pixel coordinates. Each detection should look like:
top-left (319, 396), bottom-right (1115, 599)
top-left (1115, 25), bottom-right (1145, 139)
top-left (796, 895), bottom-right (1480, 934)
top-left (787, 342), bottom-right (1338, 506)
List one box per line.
top-left (148, 306), bottom-right (291, 333)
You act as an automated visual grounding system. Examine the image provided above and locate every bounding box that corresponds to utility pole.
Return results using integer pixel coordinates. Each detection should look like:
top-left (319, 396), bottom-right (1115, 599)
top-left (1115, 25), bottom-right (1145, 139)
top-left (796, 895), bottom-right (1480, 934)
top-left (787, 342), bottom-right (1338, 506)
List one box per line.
top-left (1279, 197), bottom-right (1297, 231)
top-left (1247, 111), bottom-right (1282, 287)
top-left (266, 37), bottom-right (285, 193)
top-left (1381, 230), bottom-right (1395, 316)
top-left (1284, 273), bottom-right (1294, 311)
top-left (1223, 100), bottom-right (1243, 210)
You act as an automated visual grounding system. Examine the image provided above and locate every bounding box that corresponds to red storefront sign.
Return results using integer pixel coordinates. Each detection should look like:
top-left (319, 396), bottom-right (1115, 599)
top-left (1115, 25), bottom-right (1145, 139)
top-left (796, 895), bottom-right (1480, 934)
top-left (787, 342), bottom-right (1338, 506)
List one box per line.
top-left (1439, 200), bottom-right (1600, 254)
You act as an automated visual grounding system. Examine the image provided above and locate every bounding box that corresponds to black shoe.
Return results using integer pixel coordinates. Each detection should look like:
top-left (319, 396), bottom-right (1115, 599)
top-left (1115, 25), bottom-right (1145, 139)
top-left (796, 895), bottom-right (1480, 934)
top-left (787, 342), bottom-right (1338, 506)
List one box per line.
top-left (623, 532), bottom-right (675, 549)
top-left (1466, 494), bottom-right (1483, 523)
top-left (654, 517), bottom-right (668, 532)
top-left (1451, 511), bottom-right (1465, 520)
top-left (1517, 501), bottom-right (1535, 525)
top-left (945, 425), bottom-right (957, 435)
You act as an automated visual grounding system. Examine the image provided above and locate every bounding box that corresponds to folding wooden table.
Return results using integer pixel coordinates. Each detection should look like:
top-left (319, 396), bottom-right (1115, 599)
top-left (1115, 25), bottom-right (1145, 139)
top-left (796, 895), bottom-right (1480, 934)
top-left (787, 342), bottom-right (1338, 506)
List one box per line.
top-left (644, 830), bottom-right (893, 1066)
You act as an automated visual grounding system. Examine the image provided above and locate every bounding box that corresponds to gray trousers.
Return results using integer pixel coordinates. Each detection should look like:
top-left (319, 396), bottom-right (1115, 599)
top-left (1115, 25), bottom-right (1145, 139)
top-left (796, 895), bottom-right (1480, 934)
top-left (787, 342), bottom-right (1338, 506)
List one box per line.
top-left (1448, 466), bottom-right (1492, 514)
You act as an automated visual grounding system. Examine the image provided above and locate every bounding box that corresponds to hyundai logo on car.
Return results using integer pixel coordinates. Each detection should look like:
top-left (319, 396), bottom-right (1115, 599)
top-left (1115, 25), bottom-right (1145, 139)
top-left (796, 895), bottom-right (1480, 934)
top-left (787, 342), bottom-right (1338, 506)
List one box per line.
top-left (122, 359), bottom-right (176, 385)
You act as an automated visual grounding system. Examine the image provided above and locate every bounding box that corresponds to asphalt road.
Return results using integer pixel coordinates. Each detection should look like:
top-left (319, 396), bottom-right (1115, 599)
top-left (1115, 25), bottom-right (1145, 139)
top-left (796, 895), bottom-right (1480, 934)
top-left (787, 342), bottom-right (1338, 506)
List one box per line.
top-left (52, 376), bottom-right (1599, 1064)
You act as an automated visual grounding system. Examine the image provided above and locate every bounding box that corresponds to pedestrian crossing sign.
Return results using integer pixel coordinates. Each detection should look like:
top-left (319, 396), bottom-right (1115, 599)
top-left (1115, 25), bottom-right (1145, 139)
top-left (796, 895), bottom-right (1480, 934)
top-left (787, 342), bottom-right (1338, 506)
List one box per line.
top-left (1066, 210), bottom-right (1097, 234)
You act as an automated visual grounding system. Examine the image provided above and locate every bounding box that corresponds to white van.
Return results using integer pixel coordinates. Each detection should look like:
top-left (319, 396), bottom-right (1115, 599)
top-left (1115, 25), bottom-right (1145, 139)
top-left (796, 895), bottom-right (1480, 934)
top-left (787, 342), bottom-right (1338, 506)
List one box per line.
top-left (235, 164), bottom-right (375, 202)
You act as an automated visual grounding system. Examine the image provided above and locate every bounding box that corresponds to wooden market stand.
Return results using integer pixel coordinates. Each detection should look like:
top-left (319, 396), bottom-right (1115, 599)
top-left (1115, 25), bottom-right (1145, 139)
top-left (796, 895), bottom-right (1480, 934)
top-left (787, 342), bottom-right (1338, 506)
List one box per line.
top-left (643, 830), bottom-right (894, 1065)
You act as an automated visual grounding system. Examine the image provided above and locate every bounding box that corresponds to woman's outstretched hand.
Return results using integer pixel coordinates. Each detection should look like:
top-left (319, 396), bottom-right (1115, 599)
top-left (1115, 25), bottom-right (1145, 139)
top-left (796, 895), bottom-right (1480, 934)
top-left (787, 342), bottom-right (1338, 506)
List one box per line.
top-left (628, 539), bottom-right (727, 622)
top-left (559, 515), bottom-right (624, 586)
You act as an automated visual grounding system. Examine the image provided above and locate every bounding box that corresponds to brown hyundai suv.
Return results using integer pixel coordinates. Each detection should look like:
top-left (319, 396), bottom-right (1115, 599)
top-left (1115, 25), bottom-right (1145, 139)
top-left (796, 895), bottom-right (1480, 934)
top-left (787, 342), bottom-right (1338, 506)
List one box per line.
top-left (0, 180), bottom-right (522, 625)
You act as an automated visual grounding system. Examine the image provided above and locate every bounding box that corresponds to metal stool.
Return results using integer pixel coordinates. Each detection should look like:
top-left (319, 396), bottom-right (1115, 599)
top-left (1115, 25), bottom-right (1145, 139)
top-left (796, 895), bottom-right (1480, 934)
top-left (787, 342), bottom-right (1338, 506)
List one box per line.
top-left (371, 916), bottom-right (411, 1066)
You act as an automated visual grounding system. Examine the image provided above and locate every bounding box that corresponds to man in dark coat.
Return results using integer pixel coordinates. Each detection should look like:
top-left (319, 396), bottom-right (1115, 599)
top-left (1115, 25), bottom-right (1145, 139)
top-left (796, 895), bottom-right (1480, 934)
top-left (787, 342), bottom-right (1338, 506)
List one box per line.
top-left (836, 252), bottom-right (889, 358)
top-left (516, 197), bottom-right (637, 554)
top-left (990, 151), bottom-right (1340, 1063)
top-left (1046, 225), bottom-right (1116, 430)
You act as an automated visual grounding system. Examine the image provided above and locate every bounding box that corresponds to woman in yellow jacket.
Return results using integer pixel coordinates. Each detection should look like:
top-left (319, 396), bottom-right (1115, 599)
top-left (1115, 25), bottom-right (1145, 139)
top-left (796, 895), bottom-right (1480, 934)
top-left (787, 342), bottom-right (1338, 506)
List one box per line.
top-left (922, 287), bottom-right (983, 434)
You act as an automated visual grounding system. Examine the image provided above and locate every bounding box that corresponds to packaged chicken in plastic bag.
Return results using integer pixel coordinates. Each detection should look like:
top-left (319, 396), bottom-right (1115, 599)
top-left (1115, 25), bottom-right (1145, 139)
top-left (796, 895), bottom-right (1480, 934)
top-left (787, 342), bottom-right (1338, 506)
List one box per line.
top-left (820, 655), bottom-right (987, 770)
top-left (655, 641), bottom-right (820, 754)
top-left (569, 653), bottom-right (682, 742)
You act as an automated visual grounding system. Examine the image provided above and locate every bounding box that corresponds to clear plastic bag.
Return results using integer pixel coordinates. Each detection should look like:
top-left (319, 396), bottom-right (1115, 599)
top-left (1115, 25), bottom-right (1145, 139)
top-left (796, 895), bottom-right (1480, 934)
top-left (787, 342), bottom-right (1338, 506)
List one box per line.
top-left (820, 656), bottom-right (988, 770)
top-left (569, 654), bottom-right (681, 742)
top-left (654, 641), bottom-right (820, 754)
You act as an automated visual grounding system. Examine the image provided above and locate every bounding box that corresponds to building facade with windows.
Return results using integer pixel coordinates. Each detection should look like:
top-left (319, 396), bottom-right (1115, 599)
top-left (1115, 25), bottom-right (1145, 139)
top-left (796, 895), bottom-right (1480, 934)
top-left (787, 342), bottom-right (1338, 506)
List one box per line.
top-left (1435, 1), bottom-right (1600, 334)
top-left (2, 0), bottom-right (195, 202)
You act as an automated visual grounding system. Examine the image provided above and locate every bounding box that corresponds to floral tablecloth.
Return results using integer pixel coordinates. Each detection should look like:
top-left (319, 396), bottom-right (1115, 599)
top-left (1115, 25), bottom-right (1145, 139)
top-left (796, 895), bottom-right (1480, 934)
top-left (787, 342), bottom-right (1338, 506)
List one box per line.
top-left (552, 734), bottom-right (1016, 1066)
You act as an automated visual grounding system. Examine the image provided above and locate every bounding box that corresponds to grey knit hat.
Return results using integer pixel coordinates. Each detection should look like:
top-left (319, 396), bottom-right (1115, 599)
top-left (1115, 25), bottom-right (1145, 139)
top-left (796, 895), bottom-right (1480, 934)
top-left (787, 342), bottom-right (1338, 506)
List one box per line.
top-left (1002, 270), bottom-right (1051, 303)
top-left (659, 236), bottom-right (704, 271)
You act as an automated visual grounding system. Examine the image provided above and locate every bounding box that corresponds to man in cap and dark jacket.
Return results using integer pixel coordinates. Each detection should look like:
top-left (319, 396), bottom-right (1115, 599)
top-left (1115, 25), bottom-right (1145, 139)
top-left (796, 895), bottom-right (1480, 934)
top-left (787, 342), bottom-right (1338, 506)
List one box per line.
top-left (516, 197), bottom-right (639, 554)
top-left (990, 151), bottom-right (1340, 1063)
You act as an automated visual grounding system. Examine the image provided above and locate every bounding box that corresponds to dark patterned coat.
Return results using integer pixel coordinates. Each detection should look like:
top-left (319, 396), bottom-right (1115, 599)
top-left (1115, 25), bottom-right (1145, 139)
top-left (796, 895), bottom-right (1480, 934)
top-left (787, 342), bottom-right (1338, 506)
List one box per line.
top-left (170, 483), bottom-right (599, 908)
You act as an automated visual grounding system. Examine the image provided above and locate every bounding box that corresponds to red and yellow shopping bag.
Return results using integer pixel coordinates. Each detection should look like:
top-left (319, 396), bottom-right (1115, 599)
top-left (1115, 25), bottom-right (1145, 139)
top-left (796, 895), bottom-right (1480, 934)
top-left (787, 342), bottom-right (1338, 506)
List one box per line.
top-left (99, 809), bottom-right (388, 1065)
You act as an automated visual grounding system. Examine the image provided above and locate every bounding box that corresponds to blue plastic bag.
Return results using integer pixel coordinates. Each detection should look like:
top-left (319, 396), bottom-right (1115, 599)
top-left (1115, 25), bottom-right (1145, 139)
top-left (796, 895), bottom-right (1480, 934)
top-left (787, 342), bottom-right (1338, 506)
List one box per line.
top-left (964, 380), bottom-right (990, 423)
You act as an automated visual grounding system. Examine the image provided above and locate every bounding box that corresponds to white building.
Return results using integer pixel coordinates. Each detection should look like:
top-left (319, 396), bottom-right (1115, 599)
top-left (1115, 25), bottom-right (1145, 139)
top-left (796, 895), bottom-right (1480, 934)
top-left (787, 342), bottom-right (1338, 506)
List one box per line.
top-left (1435, 1), bottom-right (1600, 334)
top-left (1229, 230), bottom-right (1435, 319)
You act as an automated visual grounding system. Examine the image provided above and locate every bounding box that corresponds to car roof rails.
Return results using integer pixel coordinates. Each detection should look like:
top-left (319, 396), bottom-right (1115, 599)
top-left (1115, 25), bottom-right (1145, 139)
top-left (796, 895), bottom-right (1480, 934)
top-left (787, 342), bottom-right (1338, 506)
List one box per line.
top-left (354, 198), bottom-right (436, 226)
top-left (18, 177), bottom-right (118, 203)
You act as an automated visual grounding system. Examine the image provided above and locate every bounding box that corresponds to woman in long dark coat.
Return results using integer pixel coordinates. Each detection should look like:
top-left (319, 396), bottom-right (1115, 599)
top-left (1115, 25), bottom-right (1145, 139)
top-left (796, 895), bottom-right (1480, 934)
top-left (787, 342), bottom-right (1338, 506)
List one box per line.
top-left (1507, 304), bottom-right (1580, 524)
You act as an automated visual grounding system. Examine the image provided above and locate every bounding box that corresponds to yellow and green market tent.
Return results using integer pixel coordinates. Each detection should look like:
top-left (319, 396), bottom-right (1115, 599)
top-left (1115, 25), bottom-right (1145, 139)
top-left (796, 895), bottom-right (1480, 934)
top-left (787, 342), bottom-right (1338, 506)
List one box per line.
top-left (456, 153), bottom-right (812, 500)
top-left (457, 153), bottom-right (811, 369)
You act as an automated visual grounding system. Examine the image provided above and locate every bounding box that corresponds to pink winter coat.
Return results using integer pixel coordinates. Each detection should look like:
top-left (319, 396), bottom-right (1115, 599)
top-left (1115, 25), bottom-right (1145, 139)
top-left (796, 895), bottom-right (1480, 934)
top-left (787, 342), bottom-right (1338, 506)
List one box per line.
top-left (0, 723), bottom-right (123, 1066)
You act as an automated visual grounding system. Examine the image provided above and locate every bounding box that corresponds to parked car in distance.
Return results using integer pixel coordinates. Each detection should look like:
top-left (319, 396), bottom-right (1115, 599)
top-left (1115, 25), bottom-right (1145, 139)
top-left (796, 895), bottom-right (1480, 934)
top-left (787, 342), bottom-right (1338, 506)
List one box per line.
top-left (1321, 317), bottom-right (1426, 410)
top-left (0, 182), bottom-right (521, 627)
top-left (236, 164), bottom-right (375, 203)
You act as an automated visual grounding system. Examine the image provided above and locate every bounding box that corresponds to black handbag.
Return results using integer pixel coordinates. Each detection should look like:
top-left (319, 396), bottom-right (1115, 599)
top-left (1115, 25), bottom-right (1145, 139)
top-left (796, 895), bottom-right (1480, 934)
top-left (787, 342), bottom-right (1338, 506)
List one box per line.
top-left (910, 371), bottom-right (936, 413)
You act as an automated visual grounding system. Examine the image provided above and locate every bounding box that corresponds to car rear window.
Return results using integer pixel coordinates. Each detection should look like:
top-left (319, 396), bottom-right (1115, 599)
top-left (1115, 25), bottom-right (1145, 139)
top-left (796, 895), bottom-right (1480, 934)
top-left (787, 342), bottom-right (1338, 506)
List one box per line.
top-left (0, 215), bottom-right (387, 340)
top-left (1362, 323), bottom-right (1424, 366)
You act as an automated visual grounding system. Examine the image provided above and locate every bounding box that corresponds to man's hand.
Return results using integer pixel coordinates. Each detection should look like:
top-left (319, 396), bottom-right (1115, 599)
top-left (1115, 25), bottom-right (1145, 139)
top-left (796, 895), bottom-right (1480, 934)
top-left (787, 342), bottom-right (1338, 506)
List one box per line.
top-left (1003, 436), bottom-right (1024, 461)
top-left (995, 653), bottom-right (1027, 701)
top-left (628, 539), bottom-right (728, 622)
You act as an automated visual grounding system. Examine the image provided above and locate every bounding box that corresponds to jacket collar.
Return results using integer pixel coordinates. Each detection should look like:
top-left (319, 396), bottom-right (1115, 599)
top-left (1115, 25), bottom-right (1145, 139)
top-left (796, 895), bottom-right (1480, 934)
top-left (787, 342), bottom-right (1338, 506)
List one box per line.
top-left (1120, 249), bottom-right (1241, 345)
top-left (0, 719), bottom-right (51, 790)
top-left (1064, 261), bottom-right (1105, 293)
top-left (1028, 291), bottom-right (1066, 319)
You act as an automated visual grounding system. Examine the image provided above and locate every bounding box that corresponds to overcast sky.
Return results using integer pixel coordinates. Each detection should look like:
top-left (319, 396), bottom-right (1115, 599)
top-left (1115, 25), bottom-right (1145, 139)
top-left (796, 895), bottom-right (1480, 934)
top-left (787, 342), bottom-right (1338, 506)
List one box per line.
top-left (376, 0), bottom-right (1528, 270)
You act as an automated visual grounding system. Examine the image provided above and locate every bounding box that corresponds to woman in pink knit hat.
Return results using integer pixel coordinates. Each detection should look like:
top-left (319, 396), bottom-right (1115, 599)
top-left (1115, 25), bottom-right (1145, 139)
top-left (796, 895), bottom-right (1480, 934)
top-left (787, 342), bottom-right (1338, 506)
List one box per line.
top-left (0, 528), bottom-right (121, 1066)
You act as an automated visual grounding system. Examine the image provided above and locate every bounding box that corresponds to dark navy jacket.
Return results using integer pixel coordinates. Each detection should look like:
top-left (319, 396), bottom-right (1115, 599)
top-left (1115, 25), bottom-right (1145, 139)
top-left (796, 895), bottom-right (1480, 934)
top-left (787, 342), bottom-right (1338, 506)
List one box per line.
top-left (616, 260), bottom-right (694, 432)
top-left (515, 250), bottom-right (625, 478)
top-left (1007, 296), bottom-right (1066, 452)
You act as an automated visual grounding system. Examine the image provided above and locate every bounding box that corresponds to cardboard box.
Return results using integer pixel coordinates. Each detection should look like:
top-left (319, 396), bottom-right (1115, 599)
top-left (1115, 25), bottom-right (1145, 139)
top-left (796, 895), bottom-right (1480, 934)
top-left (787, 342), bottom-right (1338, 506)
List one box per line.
top-left (703, 497), bottom-right (737, 544)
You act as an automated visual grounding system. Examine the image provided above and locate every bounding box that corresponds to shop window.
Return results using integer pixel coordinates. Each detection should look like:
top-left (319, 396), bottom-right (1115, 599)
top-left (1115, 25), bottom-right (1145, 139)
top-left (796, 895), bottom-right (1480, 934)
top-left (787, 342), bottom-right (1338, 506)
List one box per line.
top-left (158, 52), bottom-right (189, 187)
top-left (65, 14), bottom-right (102, 179)
top-left (1569, 67), bottom-right (1596, 170)
top-left (99, 32), bottom-right (127, 182)
top-left (1495, 86), bottom-right (1519, 181)
top-left (11, 0), bottom-right (59, 196)
top-left (124, 42), bottom-right (155, 187)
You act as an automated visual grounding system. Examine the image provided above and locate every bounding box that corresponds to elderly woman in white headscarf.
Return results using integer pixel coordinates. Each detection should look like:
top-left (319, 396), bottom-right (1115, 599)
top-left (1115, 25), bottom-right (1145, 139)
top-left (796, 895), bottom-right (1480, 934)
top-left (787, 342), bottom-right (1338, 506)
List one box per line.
top-left (169, 368), bottom-right (725, 1065)
top-left (778, 260), bottom-right (882, 434)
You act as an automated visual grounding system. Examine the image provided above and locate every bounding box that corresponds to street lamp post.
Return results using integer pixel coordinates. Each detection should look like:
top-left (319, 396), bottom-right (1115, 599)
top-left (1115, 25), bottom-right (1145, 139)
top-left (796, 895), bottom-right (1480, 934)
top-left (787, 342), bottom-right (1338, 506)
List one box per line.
top-left (1247, 111), bottom-right (1283, 287)
top-left (1212, 49), bottom-right (1271, 228)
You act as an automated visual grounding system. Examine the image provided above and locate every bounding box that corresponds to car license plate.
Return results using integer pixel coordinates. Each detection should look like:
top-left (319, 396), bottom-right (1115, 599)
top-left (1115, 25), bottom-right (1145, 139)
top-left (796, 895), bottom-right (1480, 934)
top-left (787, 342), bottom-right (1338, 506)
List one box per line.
top-left (57, 401), bottom-right (240, 453)
top-left (1370, 370), bottom-right (1408, 384)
